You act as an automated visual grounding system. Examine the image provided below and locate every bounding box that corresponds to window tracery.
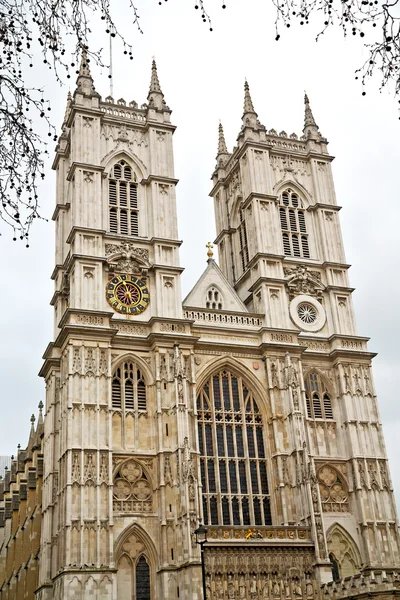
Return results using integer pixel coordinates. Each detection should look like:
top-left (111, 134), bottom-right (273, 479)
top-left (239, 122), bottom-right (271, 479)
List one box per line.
top-left (317, 465), bottom-right (349, 512)
top-left (109, 160), bottom-right (139, 236)
top-left (197, 369), bottom-right (272, 527)
top-left (113, 460), bottom-right (152, 513)
top-left (304, 371), bottom-right (333, 420)
top-left (206, 287), bottom-right (223, 310)
top-left (279, 189), bottom-right (310, 258)
top-left (116, 530), bottom-right (152, 600)
top-left (112, 361), bottom-right (147, 413)
top-left (326, 525), bottom-right (361, 579)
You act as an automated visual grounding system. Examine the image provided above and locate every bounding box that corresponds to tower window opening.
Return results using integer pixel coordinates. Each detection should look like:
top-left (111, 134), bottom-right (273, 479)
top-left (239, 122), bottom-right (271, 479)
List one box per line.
top-left (279, 189), bottom-right (310, 258)
top-left (108, 160), bottom-right (139, 237)
top-left (111, 361), bottom-right (147, 413)
top-left (304, 371), bottom-right (333, 420)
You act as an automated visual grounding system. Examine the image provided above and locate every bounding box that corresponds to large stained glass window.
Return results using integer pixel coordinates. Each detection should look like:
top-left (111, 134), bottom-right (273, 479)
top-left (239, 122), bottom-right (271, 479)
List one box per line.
top-left (197, 369), bottom-right (272, 526)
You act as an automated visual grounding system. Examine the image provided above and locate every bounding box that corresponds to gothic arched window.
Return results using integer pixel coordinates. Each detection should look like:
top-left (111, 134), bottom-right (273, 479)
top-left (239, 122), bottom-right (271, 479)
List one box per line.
top-left (197, 369), bottom-right (272, 526)
top-left (279, 189), bottom-right (310, 258)
top-left (117, 552), bottom-right (151, 600)
top-left (205, 287), bottom-right (223, 310)
top-left (112, 361), bottom-right (147, 413)
top-left (304, 371), bottom-right (333, 419)
top-left (109, 160), bottom-right (139, 236)
top-left (238, 208), bottom-right (249, 272)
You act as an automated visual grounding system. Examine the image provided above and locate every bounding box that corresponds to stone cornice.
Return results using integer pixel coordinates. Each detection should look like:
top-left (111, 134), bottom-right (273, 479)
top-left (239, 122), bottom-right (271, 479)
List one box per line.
top-left (325, 285), bottom-right (355, 293)
top-left (66, 226), bottom-right (106, 244)
top-left (308, 203), bottom-right (342, 212)
top-left (52, 202), bottom-right (70, 221)
top-left (66, 162), bottom-right (105, 182)
top-left (143, 121), bottom-right (176, 134)
top-left (140, 175), bottom-right (179, 186)
top-left (149, 264), bottom-right (185, 274)
top-left (214, 228), bottom-right (235, 245)
top-left (242, 192), bottom-right (278, 210)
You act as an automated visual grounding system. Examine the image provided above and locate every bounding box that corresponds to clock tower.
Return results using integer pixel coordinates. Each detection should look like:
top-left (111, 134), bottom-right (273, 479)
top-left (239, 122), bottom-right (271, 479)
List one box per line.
top-left (37, 53), bottom-right (200, 599)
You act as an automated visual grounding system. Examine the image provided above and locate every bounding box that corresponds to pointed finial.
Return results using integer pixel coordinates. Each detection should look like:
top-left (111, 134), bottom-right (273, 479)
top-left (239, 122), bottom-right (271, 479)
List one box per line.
top-left (37, 401), bottom-right (44, 425)
top-left (243, 79), bottom-right (257, 115)
top-left (303, 92), bottom-right (321, 140)
top-left (30, 414), bottom-right (35, 426)
top-left (206, 242), bottom-right (214, 260)
top-left (149, 59), bottom-right (163, 95)
top-left (304, 92), bottom-right (317, 128)
top-left (79, 46), bottom-right (91, 78)
top-left (217, 121), bottom-right (228, 155)
top-left (75, 46), bottom-right (98, 97)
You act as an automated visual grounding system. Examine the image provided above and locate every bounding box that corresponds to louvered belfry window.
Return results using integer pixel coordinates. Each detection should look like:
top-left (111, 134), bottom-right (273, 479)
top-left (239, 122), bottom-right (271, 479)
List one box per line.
top-left (197, 370), bottom-right (272, 527)
top-left (238, 208), bottom-right (250, 272)
top-left (112, 361), bottom-right (147, 413)
top-left (109, 160), bottom-right (139, 236)
top-left (304, 371), bottom-right (333, 420)
top-left (279, 189), bottom-right (310, 258)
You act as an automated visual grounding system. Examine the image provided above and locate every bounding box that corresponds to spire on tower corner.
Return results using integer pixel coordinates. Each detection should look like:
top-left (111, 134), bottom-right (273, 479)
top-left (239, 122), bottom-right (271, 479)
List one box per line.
top-left (303, 93), bottom-right (322, 140)
top-left (79, 47), bottom-right (91, 78)
top-left (147, 58), bottom-right (169, 111)
top-left (217, 122), bottom-right (228, 155)
top-left (149, 59), bottom-right (163, 95)
top-left (243, 79), bottom-right (257, 116)
top-left (75, 46), bottom-right (98, 97)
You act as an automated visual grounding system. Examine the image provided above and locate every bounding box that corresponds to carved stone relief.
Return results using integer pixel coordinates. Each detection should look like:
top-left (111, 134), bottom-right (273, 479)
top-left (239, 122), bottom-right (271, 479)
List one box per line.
top-left (204, 547), bottom-right (316, 600)
top-left (284, 266), bottom-right (324, 302)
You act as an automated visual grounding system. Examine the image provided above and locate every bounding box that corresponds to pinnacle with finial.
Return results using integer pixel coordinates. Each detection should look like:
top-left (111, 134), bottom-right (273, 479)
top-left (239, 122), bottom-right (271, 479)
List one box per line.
top-left (30, 414), bottom-right (35, 425)
top-left (79, 46), bottom-right (92, 78)
top-left (149, 59), bottom-right (163, 95)
top-left (217, 121), bottom-right (228, 155)
top-left (304, 92), bottom-right (318, 129)
top-left (243, 79), bottom-right (257, 115)
top-left (206, 242), bottom-right (214, 260)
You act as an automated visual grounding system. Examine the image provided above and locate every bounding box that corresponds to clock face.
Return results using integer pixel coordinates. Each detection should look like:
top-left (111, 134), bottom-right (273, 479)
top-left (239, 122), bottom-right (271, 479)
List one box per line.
top-left (106, 274), bottom-right (150, 315)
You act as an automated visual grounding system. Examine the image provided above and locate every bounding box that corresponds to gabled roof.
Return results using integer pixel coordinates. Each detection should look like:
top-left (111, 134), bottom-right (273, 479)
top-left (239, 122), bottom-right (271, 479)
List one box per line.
top-left (183, 259), bottom-right (248, 312)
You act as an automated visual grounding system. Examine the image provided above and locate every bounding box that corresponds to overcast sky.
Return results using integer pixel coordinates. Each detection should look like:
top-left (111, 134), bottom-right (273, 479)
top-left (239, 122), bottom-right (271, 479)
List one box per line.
top-left (1, 0), bottom-right (399, 511)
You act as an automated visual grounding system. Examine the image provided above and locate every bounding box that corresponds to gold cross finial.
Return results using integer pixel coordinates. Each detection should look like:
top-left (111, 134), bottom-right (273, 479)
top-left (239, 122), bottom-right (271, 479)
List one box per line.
top-left (206, 242), bottom-right (214, 259)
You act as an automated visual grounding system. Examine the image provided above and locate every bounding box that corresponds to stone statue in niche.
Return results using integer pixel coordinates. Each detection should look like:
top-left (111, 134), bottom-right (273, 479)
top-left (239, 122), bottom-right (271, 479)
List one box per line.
top-left (227, 574), bottom-right (236, 599)
top-left (239, 575), bottom-right (247, 599)
top-left (215, 575), bottom-right (224, 599)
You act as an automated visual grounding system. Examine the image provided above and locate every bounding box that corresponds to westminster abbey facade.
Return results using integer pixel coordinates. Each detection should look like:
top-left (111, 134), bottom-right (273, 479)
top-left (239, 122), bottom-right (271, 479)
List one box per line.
top-left (1, 54), bottom-right (399, 600)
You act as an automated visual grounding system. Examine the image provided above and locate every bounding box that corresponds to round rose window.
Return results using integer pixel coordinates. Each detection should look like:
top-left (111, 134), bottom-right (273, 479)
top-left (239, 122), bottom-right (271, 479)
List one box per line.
top-left (297, 303), bottom-right (317, 324)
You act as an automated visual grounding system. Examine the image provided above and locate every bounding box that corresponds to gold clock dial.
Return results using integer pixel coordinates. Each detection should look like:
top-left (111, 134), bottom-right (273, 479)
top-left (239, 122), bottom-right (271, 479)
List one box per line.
top-left (106, 274), bottom-right (150, 315)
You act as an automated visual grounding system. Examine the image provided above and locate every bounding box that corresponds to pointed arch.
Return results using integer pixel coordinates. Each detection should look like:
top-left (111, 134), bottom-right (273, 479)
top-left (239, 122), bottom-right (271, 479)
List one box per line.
top-left (273, 178), bottom-right (313, 208)
top-left (196, 355), bottom-right (270, 419)
top-left (326, 523), bottom-right (361, 579)
top-left (196, 363), bottom-right (272, 527)
top-left (102, 148), bottom-right (148, 180)
top-left (115, 522), bottom-right (158, 571)
top-left (205, 283), bottom-right (224, 310)
top-left (317, 464), bottom-right (349, 512)
top-left (303, 369), bottom-right (334, 420)
top-left (111, 353), bottom-right (154, 387)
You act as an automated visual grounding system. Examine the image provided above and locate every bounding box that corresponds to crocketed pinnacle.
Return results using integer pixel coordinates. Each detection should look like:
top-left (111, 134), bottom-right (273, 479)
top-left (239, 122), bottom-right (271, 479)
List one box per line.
top-left (79, 46), bottom-right (92, 78)
top-left (217, 122), bottom-right (228, 155)
top-left (304, 93), bottom-right (318, 129)
top-left (75, 46), bottom-right (98, 97)
top-left (62, 91), bottom-right (72, 126)
top-left (243, 79), bottom-right (257, 115)
top-left (148, 59), bottom-right (163, 96)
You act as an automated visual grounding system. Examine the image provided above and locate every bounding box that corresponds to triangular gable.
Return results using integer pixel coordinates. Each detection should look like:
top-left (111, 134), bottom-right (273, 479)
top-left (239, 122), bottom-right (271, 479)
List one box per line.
top-left (183, 259), bottom-right (248, 313)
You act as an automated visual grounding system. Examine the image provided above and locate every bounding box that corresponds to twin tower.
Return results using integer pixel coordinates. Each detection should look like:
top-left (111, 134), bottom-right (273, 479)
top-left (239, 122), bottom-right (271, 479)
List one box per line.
top-left (1, 53), bottom-right (399, 600)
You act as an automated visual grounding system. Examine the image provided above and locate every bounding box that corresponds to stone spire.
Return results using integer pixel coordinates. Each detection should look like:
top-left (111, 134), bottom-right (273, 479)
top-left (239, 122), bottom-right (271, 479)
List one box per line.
top-left (242, 80), bottom-right (259, 129)
top-left (303, 93), bottom-right (321, 140)
top-left (26, 414), bottom-right (36, 458)
top-left (34, 401), bottom-right (44, 449)
top-left (147, 59), bottom-right (167, 110)
top-left (75, 46), bottom-right (97, 97)
top-left (217, 122), bottom-right (228, 155)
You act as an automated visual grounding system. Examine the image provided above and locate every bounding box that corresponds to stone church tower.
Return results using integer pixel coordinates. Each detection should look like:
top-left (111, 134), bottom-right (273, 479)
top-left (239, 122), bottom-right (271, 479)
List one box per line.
top-left (34, 53), bottom-right (400, 600)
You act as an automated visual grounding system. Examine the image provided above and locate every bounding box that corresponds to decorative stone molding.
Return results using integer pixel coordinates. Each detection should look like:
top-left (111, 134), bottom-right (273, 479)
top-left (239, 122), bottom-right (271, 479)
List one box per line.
top-left (289, 295), bottom-right (326, 333)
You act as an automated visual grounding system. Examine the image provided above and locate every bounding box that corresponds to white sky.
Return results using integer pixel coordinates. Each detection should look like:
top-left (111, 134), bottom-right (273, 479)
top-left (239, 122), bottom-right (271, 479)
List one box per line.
top-left (1, 0), bottom-right (399, 511)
